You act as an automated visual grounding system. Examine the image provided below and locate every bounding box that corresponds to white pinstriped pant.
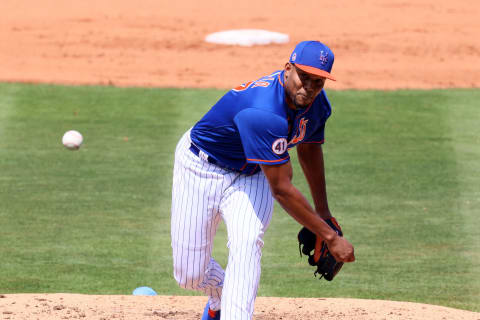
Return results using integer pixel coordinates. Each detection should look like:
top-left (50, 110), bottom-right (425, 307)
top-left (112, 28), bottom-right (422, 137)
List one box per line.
top-left (171, 130), bottom-right (274, 320)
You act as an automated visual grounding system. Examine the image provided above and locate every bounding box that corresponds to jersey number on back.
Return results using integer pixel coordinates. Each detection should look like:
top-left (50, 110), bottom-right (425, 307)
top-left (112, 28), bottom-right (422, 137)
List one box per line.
top-left (232, 77), bottom-right (274, 92)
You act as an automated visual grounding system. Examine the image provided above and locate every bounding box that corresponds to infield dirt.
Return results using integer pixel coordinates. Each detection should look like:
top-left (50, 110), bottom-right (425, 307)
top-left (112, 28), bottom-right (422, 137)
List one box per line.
top-left (1, 294), bottom-right (479, 320)
top-left (0, 0), bottom-right (479, 319)
top-left (1, 0), bottom-right (479, 90)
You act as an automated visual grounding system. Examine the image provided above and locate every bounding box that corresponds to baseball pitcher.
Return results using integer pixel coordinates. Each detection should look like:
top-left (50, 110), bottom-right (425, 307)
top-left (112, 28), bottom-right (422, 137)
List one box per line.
top-left (171, 41), bottom-right (355, 320)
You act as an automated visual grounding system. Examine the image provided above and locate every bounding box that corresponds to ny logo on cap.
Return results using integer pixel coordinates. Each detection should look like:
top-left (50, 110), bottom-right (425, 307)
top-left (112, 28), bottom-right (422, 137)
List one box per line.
top-left (291, 52), bottom-right (297, 62)
top-left (319, 51), bottom-right (328, 65)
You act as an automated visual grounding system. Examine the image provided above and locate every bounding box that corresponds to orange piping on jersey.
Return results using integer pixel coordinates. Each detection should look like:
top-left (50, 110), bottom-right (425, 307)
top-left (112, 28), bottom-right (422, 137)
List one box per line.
top-left (239, 162), bottom-right (248, 171)
top-left (249, 164), bottom-right (259, 175)
top-left (278, 73), bottom-right (284, 87)
top-left (247, 156), bottom-right (290, 163)
top-left (296, 100), bottom-right (314, 118)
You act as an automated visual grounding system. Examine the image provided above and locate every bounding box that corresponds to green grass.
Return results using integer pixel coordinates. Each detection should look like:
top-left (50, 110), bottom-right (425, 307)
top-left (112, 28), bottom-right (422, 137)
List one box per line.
top-left (261, 89), bottom-right (480, 311)
top-left (0, 83), bottom-right (478, 312)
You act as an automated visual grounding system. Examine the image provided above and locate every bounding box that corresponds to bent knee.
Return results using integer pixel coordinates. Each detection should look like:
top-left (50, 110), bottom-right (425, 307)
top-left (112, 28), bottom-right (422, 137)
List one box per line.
top-left (173, 268), bottom-right (205, 290)
top-left (228, 234), bottom-right (265, 251)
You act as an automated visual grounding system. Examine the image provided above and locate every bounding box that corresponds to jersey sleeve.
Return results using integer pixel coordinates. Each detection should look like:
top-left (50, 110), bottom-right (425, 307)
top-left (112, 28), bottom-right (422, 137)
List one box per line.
top-left (302, 123), bottom-right (326, 144)
top-left (234, 108), bottom-right (290, 165)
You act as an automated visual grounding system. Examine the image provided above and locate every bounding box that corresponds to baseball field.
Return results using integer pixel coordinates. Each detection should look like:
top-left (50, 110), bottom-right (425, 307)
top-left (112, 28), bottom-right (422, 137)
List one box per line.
top-left (0, 1), bottom-right (479, 319)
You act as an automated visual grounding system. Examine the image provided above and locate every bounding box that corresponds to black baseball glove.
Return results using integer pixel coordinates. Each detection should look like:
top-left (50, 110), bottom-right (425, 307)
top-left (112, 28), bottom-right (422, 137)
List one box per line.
top-left (298, 217), bottom-right (344, 281)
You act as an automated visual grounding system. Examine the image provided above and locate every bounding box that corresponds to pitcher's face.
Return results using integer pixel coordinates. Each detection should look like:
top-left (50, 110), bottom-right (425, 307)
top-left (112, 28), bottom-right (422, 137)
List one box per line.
top-left (284, 63), bottom-right (326, 110)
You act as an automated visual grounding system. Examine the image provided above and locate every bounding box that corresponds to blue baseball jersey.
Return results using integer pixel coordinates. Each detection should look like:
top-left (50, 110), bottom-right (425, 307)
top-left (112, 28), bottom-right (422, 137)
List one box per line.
top-left (190, 70), bottom-right (332, 175)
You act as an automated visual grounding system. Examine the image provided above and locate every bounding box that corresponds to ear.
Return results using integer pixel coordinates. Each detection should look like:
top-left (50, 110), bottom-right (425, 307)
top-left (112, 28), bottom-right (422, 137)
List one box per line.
top-left (284, 62), bottom-right (293, 79)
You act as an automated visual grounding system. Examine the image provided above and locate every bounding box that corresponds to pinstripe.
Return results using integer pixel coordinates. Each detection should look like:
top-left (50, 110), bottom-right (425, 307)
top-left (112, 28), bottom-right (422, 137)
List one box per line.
top-left (173, 132), bottom-right (199, 286)
top-left (188, 158), bottom-right (206, 288)
top-left (178, 134), bottom-right (191, 286)
top-left (251, 175), bottom-right (272, 301)
top-left (172, 130), bottom-right (274, 320)
top-left (235, 176), bottom-right (247, 316)
top-left (244, 174), bottom-right (261, 314)
top-left (172, 131), bottom-right (228, 309)
top-left (197, 159), bottom-right (209, 292)
top-left (208, 164), bottom-right (228, 310)
top-left (173, 133), bottom-right (192, 286)
top-left (184, 137), bottom-right (204, 286)
top-left (242, 174), bottom-right (255, 315)
top-left (219, 171), bottom-right (273, 319)
top-left (183, 149), bottom-right (199, 286)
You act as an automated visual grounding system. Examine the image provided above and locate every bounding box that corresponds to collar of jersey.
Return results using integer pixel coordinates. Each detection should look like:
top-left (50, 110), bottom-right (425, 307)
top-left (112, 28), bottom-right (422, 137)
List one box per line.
top-left (278, 70), bottom-right (285, 87)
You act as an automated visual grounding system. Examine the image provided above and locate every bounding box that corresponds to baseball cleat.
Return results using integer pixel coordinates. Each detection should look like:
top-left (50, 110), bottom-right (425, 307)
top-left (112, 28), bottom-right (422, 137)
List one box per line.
top-left (201, 301), bottom-right (220, 320)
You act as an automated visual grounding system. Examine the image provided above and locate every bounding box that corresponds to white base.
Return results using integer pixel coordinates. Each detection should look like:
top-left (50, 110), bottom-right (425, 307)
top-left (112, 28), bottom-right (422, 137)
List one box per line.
top-left (205, 29), bottom-right (289, 47)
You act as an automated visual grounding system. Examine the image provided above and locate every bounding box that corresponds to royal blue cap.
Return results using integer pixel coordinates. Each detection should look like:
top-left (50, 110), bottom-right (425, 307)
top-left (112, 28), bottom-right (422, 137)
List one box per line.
top-left (289, 41), bottom-right (336, 81)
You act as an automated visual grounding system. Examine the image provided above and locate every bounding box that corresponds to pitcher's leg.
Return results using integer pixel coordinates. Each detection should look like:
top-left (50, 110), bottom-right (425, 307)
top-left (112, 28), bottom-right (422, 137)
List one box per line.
top-left (203, 258), bottom-right (225, 311)
top-left (219, 173), bottom-right (274, 320)
top-left (171, 131), bottom-right (226, 307)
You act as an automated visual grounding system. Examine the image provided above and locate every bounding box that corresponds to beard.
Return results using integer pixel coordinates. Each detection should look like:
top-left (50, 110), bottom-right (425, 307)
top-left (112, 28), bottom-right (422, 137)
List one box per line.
top-left (293, 94), bottom-right (311, 110)
top-left (294, 100), bottom-right (308, 109)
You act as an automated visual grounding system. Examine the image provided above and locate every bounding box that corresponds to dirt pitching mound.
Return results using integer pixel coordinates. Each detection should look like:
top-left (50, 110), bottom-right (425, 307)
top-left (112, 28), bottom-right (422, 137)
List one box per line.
top-left (0, 294), bottom-right (478, 320)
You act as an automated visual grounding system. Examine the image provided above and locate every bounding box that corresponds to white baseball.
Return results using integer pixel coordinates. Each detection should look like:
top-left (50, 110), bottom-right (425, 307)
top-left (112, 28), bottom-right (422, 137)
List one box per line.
top-left (62, 130), bottom-right (83, 150)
